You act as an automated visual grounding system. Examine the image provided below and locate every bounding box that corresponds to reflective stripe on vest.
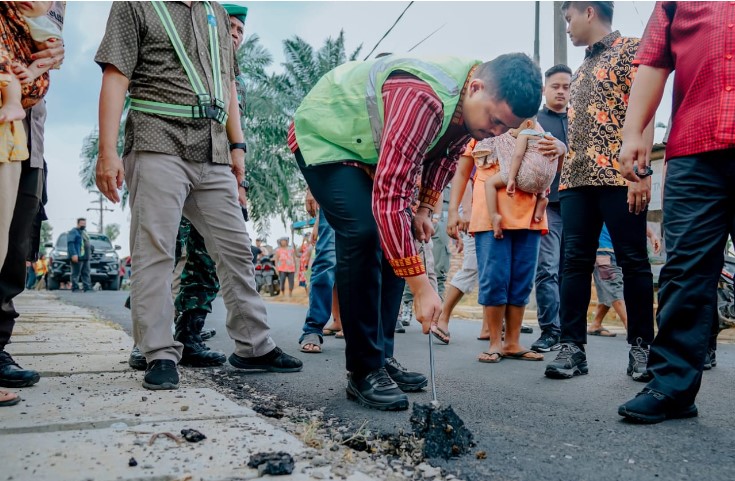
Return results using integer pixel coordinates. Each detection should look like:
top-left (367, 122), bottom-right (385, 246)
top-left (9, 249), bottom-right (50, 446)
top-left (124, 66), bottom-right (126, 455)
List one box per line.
top-left (129, 1), bottom-right (227, 124)
top-left (366, 57), bottom-right (461, 151)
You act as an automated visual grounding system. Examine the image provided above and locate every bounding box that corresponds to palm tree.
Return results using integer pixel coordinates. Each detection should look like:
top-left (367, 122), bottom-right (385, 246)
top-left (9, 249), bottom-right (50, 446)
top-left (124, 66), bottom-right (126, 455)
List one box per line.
top-left (78, 32), bottom-right (362, 236)
top-left (79, 97), bottom-right (130, 207)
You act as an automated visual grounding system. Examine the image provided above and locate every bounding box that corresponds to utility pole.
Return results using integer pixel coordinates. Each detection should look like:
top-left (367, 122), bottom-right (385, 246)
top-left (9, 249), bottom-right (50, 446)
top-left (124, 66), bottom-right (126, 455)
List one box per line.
top-left (554, 1), bottom-right (568, 65)
top-left (533, 1), bottom-right (540, 65)
top-left (87, 191), bottom-right (114, 234)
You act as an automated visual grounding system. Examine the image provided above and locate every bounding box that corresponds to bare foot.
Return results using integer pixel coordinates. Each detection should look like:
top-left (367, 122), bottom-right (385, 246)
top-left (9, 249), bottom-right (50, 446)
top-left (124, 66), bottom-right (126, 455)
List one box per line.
top-left (491, 214), bottom-right (503, 239)
top-left (0, 103), bottom-right (26, 123)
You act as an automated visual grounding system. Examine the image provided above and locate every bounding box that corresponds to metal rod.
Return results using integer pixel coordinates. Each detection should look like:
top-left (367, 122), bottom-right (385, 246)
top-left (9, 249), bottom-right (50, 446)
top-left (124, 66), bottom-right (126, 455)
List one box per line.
top-left (428, 324), bottom-right (438, 403)
top-left (421, 242), bottom-right (438, 404)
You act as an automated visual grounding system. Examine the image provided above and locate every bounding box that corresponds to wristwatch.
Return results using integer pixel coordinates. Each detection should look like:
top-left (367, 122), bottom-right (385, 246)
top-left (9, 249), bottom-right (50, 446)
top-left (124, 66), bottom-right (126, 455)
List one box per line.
top-left (230, 142), bottom-right (247, 153)
top-left (239, 179), bottom-right (250, 192)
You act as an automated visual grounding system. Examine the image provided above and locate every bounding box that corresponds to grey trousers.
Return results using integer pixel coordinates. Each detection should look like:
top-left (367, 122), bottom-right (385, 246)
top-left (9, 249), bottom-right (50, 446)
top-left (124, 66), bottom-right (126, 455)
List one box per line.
top-left (124, 151), bottom-right (275, 363)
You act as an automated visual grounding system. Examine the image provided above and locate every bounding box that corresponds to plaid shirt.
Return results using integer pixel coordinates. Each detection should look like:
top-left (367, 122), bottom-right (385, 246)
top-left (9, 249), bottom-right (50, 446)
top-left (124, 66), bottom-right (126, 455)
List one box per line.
top-left (635, 2), bottom-right (735, 158)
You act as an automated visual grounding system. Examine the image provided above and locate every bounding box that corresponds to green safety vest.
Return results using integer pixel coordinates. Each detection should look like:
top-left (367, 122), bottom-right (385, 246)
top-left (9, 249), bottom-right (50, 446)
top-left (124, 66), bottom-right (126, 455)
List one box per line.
top-left (294, 56), bottom-right (481, 166)
top-left (129, 1), bottom-right (228, 124)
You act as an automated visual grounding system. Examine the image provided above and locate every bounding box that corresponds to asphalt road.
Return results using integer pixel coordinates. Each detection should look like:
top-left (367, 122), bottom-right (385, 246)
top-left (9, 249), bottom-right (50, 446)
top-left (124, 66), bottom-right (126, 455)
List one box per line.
top-left (56, 290), bottom-right (735, 481)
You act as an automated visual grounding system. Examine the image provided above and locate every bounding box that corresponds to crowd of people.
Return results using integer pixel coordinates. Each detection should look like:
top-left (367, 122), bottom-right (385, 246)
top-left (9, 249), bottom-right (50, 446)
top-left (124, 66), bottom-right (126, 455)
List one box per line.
top-left (0, 0), bottom-right (732, 427)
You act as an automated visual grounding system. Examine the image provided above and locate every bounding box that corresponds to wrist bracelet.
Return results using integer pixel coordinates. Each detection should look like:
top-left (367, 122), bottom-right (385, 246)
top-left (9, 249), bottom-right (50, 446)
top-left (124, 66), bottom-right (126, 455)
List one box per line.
top-left (418, 203), bottom-right (435, 214)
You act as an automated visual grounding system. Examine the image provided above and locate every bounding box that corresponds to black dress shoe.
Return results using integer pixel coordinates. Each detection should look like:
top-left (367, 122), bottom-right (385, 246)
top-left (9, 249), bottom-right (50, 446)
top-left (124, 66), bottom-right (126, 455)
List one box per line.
top-left (385, 357), bottom-right (427, 392)
top-left (128, 346), bottom-right (147, 371)
top-left (346, 367), bottom-right (408, 411)
top-left (0, 351), bottom-right (40, 388)
top-left (228, 347), bottom-right (303, 372)
top-left (618, 388), bottom-right (698, 424)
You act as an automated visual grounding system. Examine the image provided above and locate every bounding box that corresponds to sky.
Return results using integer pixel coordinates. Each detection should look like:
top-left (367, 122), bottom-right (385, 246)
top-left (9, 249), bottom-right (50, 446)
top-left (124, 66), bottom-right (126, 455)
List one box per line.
top-left (43, 0), bottom-right (671, 257)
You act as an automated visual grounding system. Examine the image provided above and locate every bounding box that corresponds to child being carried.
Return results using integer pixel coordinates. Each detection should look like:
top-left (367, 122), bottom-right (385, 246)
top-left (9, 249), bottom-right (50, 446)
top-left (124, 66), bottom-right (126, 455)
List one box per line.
top-left (474, 118), bottom-right (557, 239)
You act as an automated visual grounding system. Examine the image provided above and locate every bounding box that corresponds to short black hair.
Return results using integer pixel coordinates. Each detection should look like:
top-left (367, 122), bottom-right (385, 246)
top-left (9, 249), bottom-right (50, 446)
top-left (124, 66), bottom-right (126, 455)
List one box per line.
top-left (545, 64), bottom-right (572, 79)
top-left (474, 53), bottom-right (542, 119)
top-left (77, 217), bottom-right (86, 224)
top-left (561, 2), bottom-right (614, 25)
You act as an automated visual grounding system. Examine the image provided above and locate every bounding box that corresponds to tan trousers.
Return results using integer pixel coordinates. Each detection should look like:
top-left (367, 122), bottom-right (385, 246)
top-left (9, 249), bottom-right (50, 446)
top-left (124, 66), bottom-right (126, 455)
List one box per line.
top-left (124, 151), bottom-right (275, 363)
top-left (0, 161), bottom-right (21, 267)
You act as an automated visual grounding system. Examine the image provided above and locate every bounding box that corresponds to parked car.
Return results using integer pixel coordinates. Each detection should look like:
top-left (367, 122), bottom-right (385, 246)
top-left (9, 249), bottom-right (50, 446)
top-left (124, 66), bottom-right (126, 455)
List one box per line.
top-left (46, 232), bottom-right (122, 290)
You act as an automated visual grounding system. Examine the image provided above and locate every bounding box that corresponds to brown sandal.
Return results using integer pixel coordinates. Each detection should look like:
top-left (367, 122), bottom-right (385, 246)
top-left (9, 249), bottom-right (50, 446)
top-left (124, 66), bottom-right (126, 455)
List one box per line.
top-left (478, 352), bottom-right (503, 363)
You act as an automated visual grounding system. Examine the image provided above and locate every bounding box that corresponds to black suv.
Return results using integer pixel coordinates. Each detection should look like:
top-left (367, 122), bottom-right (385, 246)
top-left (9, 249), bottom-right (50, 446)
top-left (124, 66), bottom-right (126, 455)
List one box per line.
top-left (46, 232), bottom-right (122, 290)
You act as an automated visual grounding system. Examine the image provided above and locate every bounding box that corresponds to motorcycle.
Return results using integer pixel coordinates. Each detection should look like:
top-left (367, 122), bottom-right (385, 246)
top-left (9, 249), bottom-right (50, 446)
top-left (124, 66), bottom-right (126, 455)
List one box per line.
top-left (717, 251), bottom-right (735, 330)
top-left (254, 255), bottom-right (280, 297)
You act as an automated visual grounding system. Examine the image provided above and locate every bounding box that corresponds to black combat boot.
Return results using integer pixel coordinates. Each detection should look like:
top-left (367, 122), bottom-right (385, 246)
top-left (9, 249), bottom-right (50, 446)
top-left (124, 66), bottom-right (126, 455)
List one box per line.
top-left (174, 310), bottom-right (226, 367)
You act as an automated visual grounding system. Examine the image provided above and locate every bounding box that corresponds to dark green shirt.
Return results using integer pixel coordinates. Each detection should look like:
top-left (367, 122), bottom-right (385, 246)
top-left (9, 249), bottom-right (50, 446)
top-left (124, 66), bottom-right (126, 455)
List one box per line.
top-left (95, 1), bottom-right (235, 164)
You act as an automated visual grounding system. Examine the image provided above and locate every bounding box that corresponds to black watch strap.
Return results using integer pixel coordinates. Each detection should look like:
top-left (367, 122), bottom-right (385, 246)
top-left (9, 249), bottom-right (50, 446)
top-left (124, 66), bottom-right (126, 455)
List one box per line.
top-left (230, 142), bottom-right (247, 153)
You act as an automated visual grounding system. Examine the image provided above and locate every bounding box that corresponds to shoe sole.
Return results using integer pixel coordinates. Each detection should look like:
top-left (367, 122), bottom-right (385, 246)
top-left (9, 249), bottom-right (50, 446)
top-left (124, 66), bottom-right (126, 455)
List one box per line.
top-left (0, 373), bottom-right (41, 388)
top-left (618, 404), bottom-right (698, 424)
top-left (545, 362), bottom-right (588, 379)
top-left (142, 381), bottom-right (179, 390)
top-left (395, 378), bottom-right (428, 393)
top-left (531, 344), bottom-right (558, 353)
top-left (627, 368), bottom-right (652, 383)
top-left (179, 357), bottom-right (227, 367)
top-left (228, 355), bottom-right (303, 373)
top-left (346, 385), bottom-right (409, 411)
top-left (401, 321), bottom-right (411, 326)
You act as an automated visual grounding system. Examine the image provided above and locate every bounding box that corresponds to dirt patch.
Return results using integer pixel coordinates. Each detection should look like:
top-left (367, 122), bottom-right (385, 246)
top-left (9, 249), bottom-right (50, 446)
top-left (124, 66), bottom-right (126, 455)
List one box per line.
top-left (410, 403), bottom-right (474, 460)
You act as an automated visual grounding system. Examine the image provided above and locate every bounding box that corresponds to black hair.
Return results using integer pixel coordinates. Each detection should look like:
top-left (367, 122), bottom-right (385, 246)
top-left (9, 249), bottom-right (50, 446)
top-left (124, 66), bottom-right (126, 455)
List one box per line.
top-left (474, 53), bottom-right (542, 119)
top-left (561, 2), bottom-right (614, 25)
top-left (77, 217), bottom-right (86, 224)
top-left (545, 64), bottom-right (572, 79)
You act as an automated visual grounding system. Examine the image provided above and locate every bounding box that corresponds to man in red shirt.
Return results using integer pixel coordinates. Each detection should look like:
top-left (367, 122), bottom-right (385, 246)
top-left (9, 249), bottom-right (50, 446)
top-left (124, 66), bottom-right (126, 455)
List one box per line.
top-left (618, 2), bottom-right (735, 423)
top-left (291, 54), bottom-right (546, 411)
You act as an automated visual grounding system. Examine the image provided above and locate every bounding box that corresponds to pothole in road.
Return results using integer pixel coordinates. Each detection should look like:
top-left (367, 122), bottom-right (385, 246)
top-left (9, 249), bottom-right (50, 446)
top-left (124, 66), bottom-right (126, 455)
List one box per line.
top-left (186, 367), bottom-right (475, 481)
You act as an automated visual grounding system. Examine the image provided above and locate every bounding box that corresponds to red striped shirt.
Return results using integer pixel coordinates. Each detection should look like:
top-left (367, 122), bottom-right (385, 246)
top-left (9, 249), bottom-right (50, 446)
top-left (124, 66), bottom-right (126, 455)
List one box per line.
top-left (289, 74), bottom-right (469, 277)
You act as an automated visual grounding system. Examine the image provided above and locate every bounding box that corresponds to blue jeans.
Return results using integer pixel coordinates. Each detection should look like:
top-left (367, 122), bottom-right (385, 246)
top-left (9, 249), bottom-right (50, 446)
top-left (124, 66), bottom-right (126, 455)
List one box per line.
top-left (534, 203), bottom-right (563, 335)
top-left (476, 230), bottom-right (541, 306)
top-left (299, 208), bottom-right (336, 343)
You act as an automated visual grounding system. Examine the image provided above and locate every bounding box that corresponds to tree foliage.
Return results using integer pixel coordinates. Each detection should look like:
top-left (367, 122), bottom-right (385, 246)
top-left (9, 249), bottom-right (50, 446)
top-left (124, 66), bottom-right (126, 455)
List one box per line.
top-left (40, 221), bottom-right (53, 254)
top-left (104, 223), bottom-right (121, 242)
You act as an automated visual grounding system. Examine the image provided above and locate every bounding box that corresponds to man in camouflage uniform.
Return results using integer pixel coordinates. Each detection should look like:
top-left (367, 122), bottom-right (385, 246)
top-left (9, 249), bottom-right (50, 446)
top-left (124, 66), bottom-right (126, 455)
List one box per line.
top-left (128, 4), bottom-right (250, 369)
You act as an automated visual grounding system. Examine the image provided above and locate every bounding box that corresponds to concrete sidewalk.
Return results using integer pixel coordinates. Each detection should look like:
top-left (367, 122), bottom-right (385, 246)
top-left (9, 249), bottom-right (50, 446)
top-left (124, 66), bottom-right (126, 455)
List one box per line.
top-left (1, 291), bottom-right (374, 481)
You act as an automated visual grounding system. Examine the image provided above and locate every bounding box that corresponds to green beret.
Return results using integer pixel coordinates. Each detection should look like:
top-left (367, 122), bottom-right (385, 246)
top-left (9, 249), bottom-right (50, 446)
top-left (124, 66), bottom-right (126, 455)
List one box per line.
top-left (222, 3), bottom-right (248, 24)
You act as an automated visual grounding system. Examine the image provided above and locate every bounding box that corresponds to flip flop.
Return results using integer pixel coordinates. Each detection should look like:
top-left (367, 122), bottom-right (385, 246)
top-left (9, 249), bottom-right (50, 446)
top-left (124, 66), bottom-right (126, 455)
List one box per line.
top-left (300, 343), bottom-right (322, 353)
top-left (477, 336), bottom-right (490, 341)
top-left (503, 350), bottom-right (544, 361)
top-left (300, 334), bottom-right (322, 353)
top-left (335, 331), bottom-right (344, 339)
top-left (478, 351), bottom-right (503, 363)
top-left (0, 390), bottom-right (20, 407)
top-left (431, 325), bottom-right (450, 345)
top-left (587, 328), bottom-right (617, 337)
top-left (322, 328), bottom-right (339, 336)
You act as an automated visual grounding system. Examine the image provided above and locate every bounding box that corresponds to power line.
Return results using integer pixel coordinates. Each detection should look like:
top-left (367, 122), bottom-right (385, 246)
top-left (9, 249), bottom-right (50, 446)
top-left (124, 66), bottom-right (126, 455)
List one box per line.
top-left (407, 22), bottom-right (447, 53)
top-left (363, 1), bottom-right (414, 60)
top-left (632, 1), bottom-right (646, 28)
